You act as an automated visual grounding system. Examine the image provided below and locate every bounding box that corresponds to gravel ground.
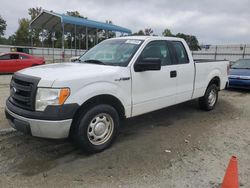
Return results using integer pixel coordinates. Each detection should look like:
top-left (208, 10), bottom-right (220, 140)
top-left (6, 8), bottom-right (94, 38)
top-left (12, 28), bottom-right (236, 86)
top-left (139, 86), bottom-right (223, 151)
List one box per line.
top-left (0, 74), bottom-right (12, 130)
top-left (0, 74), bottom-right (249, 187)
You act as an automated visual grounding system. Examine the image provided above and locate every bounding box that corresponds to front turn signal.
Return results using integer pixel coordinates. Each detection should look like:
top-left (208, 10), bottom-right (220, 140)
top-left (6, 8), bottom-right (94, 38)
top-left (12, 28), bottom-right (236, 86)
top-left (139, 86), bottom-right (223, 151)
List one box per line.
top-left (59, 88), bottom-right (70, 105)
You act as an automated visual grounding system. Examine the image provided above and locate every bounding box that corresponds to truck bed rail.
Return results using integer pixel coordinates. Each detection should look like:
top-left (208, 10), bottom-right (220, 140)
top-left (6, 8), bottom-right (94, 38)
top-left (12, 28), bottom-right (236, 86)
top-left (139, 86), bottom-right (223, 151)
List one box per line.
top-left (194, 59), bottom-right (227, 63)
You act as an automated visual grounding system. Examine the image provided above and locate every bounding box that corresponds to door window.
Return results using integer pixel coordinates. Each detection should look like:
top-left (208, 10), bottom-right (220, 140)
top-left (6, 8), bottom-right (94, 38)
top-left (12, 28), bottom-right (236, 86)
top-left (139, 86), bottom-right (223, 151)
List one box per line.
top-left (19, 55), bottom-right (28, 59)
top-left (0, 54), bottom-right (11, 60)
top-left (140, 41), bottom-right (172, 65)
top-left (172, 41), bottom-right (189, 64)
top-left (10, 54), bottom-right (19, 59)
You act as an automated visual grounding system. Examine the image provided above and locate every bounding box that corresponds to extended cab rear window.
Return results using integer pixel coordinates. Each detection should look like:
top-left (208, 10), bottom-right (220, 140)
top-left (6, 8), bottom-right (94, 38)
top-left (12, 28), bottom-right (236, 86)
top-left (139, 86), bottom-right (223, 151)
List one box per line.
top-left (172, 41), bottom-right (189, 64)
top-left (140, 40), bottom-right (173, 66)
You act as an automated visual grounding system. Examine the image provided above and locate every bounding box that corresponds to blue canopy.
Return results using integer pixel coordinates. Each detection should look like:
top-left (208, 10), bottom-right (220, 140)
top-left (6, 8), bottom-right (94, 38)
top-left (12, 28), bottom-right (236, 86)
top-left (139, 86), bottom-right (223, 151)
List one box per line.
top-left (30, 10), bottom-right (132, 34)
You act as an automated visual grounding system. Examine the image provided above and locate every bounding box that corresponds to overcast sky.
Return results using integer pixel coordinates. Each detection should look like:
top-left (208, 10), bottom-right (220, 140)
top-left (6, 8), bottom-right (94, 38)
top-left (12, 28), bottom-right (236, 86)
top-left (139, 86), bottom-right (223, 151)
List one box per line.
top-left (1, 0), bottom-right (250, 44)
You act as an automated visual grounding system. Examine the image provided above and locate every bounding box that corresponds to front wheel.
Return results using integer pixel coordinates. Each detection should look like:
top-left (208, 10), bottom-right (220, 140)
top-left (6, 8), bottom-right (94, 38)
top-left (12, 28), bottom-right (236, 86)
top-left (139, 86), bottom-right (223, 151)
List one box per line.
top-left (199, 84), bottom-right (219, 111)
top-left (71, 104), bottom-right (120, 153)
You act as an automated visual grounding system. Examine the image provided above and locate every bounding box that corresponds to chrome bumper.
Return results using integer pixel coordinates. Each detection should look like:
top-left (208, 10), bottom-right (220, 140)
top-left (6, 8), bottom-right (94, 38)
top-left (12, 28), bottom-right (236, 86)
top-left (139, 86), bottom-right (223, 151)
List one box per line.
top-left (5, 107), bottom-right (72, 139)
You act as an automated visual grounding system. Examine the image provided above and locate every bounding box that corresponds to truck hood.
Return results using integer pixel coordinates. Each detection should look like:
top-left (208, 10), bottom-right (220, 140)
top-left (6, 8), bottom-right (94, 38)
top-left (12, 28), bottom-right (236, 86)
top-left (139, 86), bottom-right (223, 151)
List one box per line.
top-left (18, 62), bottom-right (124, 87)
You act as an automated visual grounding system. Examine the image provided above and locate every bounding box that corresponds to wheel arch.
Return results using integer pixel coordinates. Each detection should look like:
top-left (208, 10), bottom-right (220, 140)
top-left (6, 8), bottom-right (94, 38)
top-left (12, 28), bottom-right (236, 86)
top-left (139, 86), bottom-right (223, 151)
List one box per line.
top-left (69, 94), bottom-right (126, 138)
top-left (71, 94), bottom-right (125, 125)
top-left (207, 76), bottom-right (220, 89)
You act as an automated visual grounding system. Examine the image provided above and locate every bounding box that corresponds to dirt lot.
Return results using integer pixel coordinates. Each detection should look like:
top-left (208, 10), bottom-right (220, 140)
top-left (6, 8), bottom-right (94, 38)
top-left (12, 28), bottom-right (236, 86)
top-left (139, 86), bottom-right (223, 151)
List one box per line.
top-left (0, 74), bottom-right (249, 188)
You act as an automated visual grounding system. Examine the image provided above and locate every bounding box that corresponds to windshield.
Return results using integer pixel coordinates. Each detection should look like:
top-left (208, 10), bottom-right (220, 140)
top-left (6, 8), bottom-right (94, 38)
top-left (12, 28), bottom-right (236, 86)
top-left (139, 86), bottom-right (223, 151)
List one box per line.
top-left (78, 39), bottom-right (143, 66)
top-left (231, 59), bottom-right (250, 69)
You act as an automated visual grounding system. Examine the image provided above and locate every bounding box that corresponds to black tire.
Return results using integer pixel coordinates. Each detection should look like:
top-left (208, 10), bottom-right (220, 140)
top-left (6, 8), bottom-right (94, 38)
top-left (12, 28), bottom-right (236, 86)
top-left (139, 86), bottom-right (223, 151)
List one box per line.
top-left (71, 104), bottom-right (119, 153)
top-left (199, 84), bottom-right (219, 111)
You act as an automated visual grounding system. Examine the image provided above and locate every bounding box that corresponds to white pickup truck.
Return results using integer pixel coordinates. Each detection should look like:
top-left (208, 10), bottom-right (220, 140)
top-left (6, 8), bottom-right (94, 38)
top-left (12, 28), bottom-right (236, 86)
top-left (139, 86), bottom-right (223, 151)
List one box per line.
top-left (5, 36), bottom-right (229, 152)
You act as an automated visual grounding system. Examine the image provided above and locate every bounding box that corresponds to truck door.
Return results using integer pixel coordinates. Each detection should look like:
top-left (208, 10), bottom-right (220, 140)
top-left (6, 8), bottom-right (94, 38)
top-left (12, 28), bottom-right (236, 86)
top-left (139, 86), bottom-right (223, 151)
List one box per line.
top-left (170, 41), bottom-right (195, 104)
top-left (131, 40), bottom-right (178, 116)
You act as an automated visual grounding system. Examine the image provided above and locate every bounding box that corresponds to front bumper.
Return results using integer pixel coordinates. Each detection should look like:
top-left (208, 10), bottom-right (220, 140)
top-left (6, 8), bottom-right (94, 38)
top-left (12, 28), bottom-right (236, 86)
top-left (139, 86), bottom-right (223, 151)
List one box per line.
top-left (5, 106), bottom-right (72, 139)
top-left (5, 98), bottom-right (79, 139)
top-left (228, 78), bottom-right (250, 89)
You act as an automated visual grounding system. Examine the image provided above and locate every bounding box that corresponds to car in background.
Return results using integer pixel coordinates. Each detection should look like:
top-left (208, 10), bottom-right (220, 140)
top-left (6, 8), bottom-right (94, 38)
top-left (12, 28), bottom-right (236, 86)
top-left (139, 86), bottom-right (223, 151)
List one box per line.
top-left (228, 59), bottom-right (250, 89)
top-left (229, 60), bottom-right (235, 67)
top-left (0, 52), bottom-right (45, 73)
top-left (69, 56), bottom-right (80, 62)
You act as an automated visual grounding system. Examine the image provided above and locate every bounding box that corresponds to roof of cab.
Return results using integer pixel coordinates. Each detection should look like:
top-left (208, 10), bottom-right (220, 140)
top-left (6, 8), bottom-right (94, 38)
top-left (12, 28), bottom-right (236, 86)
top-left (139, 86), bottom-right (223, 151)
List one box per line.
top-left (108, 35), bottom-right (184, 42)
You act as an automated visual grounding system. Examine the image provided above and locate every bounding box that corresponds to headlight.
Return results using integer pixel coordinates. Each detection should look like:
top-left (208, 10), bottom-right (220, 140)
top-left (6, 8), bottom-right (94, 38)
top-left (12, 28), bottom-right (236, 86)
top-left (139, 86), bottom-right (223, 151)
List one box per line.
top-left (35, 88), bottom-right (70, 111)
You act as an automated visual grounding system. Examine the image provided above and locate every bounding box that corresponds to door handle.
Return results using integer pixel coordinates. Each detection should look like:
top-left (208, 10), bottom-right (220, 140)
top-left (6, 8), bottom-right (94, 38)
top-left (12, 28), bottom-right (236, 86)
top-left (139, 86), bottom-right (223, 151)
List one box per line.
top-left (170, 70), bottom-right (177, 78)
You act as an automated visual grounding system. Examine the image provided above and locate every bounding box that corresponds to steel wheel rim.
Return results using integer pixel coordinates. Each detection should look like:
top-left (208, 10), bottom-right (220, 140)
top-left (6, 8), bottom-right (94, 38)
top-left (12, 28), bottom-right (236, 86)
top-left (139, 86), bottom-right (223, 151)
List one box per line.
top-left (208, 89), bottom-right (217, 107)
top-left (87, 113), bottom-right (114, 145)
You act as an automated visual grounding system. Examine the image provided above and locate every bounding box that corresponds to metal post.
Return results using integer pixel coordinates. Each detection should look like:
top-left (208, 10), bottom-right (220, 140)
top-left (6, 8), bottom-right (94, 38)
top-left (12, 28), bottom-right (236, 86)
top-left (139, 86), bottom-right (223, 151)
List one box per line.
top-left (79, 33), bottom-right (81, 55)
top-left (243, 44), bottom-right (246, 59)
top-left (41, 30), bottom-right (44, 58)
top-left (71, 32), bottom-right (73, 57)
top-left (105, 30), bottom-right (108, 39)
top-left (96, 29), bottom-right (98, 45)
top-left (61, 23), bottom-right (65, 62)
top-left (74, 25), bottom-right (77, 56)
top-left (214, 45), bottom-right (218, 60)
top-left (30, 26), bottom-right (33, 55)
top-left (85, 27), bottom-right (88, 50)
top-left (52, 32), bottom-right (55, 63)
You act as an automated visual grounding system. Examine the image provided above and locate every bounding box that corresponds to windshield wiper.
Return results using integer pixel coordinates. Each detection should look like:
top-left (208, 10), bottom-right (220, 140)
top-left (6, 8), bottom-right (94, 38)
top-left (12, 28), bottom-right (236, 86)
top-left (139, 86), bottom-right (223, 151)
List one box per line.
top-left (84, 59), bottom-right (106, 65)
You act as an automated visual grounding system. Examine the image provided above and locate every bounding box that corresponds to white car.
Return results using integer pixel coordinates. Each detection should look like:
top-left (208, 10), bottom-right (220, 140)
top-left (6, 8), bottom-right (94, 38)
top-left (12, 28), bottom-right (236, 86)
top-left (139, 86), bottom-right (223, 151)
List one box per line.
top-left (69, 56), bottom-right (80, 62)
top-left (5, 36), bottom-right (229, 153)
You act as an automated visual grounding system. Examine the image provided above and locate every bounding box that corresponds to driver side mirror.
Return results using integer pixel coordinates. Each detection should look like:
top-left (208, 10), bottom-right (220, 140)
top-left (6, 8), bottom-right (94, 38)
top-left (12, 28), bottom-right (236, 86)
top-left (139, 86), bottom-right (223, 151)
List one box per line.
top-left (134, 58), bottom-right (161, 72)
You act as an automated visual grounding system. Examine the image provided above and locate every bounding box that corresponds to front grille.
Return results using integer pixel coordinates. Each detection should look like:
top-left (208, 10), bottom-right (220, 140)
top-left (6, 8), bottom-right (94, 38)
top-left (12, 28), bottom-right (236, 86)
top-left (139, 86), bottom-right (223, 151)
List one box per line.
top-left (9, 73), bottom-right (40, 111)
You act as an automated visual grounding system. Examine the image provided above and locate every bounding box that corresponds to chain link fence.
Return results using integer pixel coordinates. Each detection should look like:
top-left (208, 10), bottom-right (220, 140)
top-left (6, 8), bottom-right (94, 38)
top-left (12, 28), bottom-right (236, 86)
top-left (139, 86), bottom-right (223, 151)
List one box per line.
top-left (193, 44), bottom-right (250, 61)
top-left (1, 44), bottom-right (250, 63)
top-left (0, 45), bottom-right (85, 63)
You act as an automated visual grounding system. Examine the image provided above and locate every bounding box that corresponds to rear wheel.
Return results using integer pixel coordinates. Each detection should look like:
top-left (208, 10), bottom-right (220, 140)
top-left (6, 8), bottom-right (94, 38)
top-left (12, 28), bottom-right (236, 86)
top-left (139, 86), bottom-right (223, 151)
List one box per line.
top-left (199, 84), bottom-right (218, 111)
top-left (71, 104), bottom-right (119, 153)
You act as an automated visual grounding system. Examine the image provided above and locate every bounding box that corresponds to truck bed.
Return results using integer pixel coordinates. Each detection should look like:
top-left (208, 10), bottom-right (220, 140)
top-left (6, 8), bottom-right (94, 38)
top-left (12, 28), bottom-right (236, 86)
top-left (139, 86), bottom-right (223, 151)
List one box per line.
top-left (192, 59), bottom-right (229, 99)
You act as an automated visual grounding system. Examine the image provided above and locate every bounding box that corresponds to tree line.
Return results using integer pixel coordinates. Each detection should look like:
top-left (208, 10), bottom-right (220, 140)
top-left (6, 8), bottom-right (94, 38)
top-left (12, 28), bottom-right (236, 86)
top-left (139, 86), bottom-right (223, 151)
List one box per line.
top-left (133, 28), bottom-right (200, 50)
top-left (0, 7), bottom-right (200, 51)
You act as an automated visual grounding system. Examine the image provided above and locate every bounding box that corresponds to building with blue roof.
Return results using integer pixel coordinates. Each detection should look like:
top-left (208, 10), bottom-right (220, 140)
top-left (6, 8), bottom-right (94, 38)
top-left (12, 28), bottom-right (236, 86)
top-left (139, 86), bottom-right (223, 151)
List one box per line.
top-left (30, 10), bottom-right (132, 58)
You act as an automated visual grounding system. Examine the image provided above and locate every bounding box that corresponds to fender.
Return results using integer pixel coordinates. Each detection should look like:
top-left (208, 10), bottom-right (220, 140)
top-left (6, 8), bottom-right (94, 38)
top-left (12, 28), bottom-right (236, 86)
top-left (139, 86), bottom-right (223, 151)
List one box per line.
top-left (201, 68), bottom-right (221, 96)
top-left (66, 81), bottom-right (132, 118)
top-left (206, 69), bottom-right (221, 86)
top-left (192, 67), bottom-right (222, 99)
